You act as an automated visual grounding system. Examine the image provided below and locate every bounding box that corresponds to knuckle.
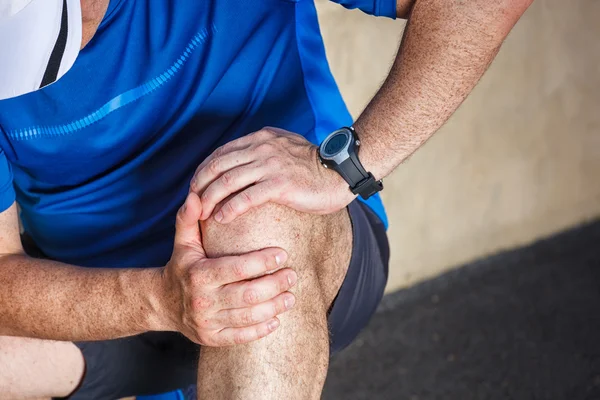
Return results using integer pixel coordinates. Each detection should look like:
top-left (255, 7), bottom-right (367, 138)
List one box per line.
top-left (224, 200), bottom-right (238, 215)
top-left (273, 136), bottom-right (289, 149)
top-left (232, 260), bottom-right (247, 279)
top-left (249, 130), bottom-right (264, 141)
top-left (240, 309), bottom-right (256, 326)
top-left (221, 170), bottom-right (235, 186)
top-left (233, 331), bottom-right (248, 345)
top-left (264, 156), bottom-right (280, 169)
top-left (257, 142), bottom-right (273, 153)
top-left (239, 190), bottom-right (252, 205)
top-left (200, 189), bottom-right (210, 202)
top-left (221, 292), bottom-right (234, 308)
top-left (270, 176), bottom-right (284, 187)
top-left (213, 145), bottom-right (226, 157)
top-left (207, 158), bottom-right (221, 175)
top-left (262, 127), bottom-right (278, 136)
top-left (259, 128), bottom-right (274, 138)
top-left (243, 288), bottom-right (260, 305)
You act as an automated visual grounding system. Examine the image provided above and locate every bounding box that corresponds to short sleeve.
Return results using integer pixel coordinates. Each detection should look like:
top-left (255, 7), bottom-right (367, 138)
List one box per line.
top-left (328, 0), bottom-right (397, 19)
top-left (0, 149), bottom-right (16, 213)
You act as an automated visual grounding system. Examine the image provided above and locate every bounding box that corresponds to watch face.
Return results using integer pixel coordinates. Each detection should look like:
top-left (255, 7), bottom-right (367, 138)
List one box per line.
top-left (323, 131), bottom-right (350, 156)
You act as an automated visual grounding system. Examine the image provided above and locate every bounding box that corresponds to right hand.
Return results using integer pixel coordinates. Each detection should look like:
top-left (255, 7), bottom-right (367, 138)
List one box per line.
top-left (158, 192), bottom-right (297, 346)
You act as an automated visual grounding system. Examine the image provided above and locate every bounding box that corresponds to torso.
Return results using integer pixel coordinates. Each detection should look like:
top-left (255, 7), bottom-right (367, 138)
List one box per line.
top-left (0, 0), bottom-right (383, 268)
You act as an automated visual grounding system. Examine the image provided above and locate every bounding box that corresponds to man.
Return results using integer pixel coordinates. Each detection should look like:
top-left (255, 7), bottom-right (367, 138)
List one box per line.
top-left (0, 0), bottom-right (533, 398)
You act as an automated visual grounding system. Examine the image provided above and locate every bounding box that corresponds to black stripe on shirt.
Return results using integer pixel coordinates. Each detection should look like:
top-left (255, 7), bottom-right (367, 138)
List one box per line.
top-left (40, 0), bottom-right (69, 88)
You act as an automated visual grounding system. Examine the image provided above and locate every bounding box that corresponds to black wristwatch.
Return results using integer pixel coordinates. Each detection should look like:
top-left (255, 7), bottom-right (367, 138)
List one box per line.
top-left (318, 127), bottom-right (383, 200)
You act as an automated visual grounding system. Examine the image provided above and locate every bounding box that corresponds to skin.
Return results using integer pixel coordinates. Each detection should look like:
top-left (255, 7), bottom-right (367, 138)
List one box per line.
top-left (0, 0), bottom-right (533, 398)
top-left (80, 0), bottom-right (109, 49)
top-left (197, 196), bottom-right (352, 399)
top-left (191, 1), bottom-right (533, 398)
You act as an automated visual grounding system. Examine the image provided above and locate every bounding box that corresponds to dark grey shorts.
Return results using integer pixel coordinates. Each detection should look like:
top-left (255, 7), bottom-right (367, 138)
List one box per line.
top-left (38, 200), bottom-right (389, 399)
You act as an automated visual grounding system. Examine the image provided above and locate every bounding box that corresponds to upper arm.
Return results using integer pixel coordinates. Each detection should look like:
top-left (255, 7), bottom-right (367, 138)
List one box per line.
top-left (0, 148), bottom-right (22, 255)
top-left (328, 0), bottom-right (398, 19)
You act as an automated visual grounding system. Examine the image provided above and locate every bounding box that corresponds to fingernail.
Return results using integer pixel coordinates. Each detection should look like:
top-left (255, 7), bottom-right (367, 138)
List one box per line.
top-left (284, 295), bottom-right (295, 310)
top-left (268, 319), bottom-right (279, 331)
top-left (214, 211), bottom-right (223, 222)
top-left (275, 252), bottom-right (287, 266)
top-left (287, 271), bottom-right (297, 286)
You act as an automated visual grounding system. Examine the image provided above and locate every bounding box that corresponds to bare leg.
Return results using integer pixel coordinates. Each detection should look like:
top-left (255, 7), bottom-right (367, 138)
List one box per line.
top-left (197, 202), bottom-right (353, 399)
top-left (0, 336), bottom-right (84, 399)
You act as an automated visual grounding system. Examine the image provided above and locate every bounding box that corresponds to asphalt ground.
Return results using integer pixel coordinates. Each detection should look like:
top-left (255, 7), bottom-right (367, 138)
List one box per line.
top-left (323, 219), bottom-right (600, 400)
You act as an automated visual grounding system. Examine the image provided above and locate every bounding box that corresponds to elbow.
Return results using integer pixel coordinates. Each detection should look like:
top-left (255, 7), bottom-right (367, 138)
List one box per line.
top-left (505, 0), bottom-right (534, 16)
top-left (478, 0), bottom-right (534, 38)
top-left (511, 0), bottom-right (535, 11)
top-left (399, 0), bottom-right (534, 24)
top-left (498, 0), bottom-right (534, 26)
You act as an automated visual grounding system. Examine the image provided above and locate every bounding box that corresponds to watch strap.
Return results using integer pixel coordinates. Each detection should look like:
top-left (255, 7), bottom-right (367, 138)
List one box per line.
top-left (332, 129), bottom-right (383, 200)
top-left (350, 172), bottom-right (383, 199)
top-left (336, 157), bottom-right (368, 187)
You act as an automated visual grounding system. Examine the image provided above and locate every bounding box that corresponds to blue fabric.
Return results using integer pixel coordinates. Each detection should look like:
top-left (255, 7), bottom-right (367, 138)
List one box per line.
top-left (0, 0), bottom-right (391, 269)
top-left (137, 390), bottom-right (184, 400)
top-left (329, 0), bottom-right (397, 18)
top-left (0, 149), bottom-right (15, 212)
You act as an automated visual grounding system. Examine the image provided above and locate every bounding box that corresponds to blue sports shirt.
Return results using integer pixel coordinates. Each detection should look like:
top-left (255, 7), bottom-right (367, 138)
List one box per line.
top-left (0, 0), bottom-right (395, 268)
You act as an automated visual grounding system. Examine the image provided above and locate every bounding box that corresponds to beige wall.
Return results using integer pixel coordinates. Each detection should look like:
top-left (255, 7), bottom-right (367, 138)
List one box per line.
top-left (316, 0), bottom-right (600, 291)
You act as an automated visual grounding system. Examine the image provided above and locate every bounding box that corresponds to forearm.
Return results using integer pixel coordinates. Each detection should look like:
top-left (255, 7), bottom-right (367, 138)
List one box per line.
top-left (355, 0), bottom-right (533, 178)
top-left (0, 254), bottom-right (167, 341)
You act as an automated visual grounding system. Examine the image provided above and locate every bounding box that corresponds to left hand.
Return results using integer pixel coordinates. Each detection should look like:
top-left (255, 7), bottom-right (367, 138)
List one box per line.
top-left (190, 127), bottom-right (356, 223)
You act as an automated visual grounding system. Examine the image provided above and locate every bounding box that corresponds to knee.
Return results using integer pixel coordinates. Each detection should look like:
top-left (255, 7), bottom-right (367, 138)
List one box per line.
top-left (200, 202), bottom-right (322, 308)
top-left (200, 201), bottom-right (315, 261)
top-left (200, 200), bottom-right (352, 308)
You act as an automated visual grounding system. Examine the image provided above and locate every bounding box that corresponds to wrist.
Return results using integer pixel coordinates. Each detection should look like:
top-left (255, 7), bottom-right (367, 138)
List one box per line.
top-left (313, 146), bottom-right (357, 205)
top-left (119, 267), bottom-right (173, 332)
top-left (146, 267), bottom-right (177, 332)
top-left (317, 127), bottom-right (383, 201)
top-left (351, 121), bottom-right (392, 181)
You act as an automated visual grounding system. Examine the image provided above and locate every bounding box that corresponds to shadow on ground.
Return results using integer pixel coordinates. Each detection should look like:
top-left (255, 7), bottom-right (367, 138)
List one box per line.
top-left (324, 220), bottom-right (600, 400)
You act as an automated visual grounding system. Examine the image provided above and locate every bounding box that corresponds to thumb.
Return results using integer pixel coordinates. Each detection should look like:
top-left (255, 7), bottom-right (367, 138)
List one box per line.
top-left (174, 192), bottom-right (206, 257)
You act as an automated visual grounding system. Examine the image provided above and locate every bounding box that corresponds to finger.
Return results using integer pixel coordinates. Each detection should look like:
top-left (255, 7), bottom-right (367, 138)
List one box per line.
top-left (217, 292), bottom-right (295, 328)
top-left (206, 247), bottom-right (288, 285)
top-left (192, 133), bottom-right (263, 186)
top-left (215, 182), bottom-right (280, 224)
top-left (191, 128), bottom-right (280, 193)
top-left (191, 149), bottom-right (255, 196)
top-left (199, 163), bottom-right (267, 220)
top-left (214, 317), bottom-right (280, 346)
top-left (220, 267), bottom-right (298, 308)
top-left (174, 192), bottom-right (205, 254)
